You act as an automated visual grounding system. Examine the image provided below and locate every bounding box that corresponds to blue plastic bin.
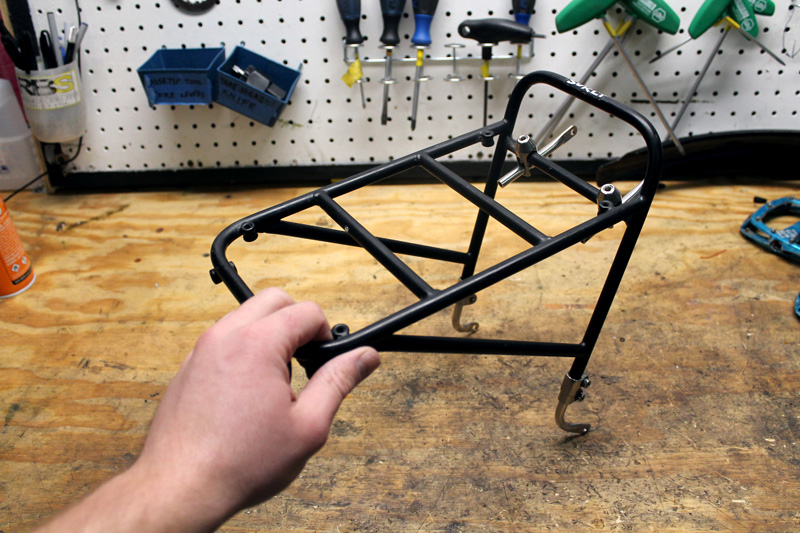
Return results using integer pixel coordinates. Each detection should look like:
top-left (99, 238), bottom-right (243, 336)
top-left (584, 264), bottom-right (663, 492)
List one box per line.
top-left (215, 46), bottom-right (301, 126)
top-left (137, 47), bottom-right (225, 106)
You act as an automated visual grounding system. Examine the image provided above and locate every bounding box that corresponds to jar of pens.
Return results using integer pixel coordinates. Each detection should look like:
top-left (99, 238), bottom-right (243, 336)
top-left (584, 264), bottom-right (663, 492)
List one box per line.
top-left (2, 13), bottom-right (87, 143)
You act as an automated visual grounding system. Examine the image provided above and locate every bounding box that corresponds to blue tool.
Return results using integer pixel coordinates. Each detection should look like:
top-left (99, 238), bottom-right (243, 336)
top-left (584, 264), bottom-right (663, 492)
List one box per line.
top-left (409, 0), bottom-right (438, 130)
top-left (741, 196), bottom-right (800, 262)
top-left (741, 196), bottom-right (800, 319)
top-left (513, 0), bottom-right (535, 26)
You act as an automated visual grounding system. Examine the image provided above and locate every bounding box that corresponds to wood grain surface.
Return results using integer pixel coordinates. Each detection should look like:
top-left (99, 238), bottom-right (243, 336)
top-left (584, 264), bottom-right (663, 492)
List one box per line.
top-left (1, 179), bottom-right (798, 531)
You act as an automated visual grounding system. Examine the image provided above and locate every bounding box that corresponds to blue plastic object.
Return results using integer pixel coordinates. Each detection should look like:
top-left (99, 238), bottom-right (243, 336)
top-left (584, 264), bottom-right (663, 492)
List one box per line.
top-left (513, 0), bottom-right (535, 26)
top-left (137, 47), bottom-right (225, 106)
top-left (795, 292), bottom-right (800, 319)
top-left (215, 46), bottom-right (301, 127)
top-left (411, 0), bottom-right (438, 45)
top-left (740, 196), bottom-right (800, 263)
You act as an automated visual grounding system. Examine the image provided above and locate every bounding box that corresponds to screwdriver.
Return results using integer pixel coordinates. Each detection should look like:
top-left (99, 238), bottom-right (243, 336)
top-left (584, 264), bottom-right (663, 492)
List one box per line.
top-left (337, 0), bottom-right (366, 108)
top-left (410, 0), bottom-right (438, 131)
top-left (510, 0), bottom-right (535, 79)
top-left (379, 0), bottom-right (406, 125)
top-left (458, 18), bottom-right (533, 126)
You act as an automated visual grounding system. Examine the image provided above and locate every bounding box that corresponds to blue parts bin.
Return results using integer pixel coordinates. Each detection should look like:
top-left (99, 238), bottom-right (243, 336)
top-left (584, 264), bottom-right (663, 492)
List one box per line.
top-left (216, 46), bottom-right (301, 127)
top-left (137, 47), bottom-right (225, 106)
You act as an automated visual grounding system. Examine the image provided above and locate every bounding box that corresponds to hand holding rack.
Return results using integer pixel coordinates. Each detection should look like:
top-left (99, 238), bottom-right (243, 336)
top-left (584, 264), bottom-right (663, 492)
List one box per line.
top-left (210, 71), bottom-right (663, 434)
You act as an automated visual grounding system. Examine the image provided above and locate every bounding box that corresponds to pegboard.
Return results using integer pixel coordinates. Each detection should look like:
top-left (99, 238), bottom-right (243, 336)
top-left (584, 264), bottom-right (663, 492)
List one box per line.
top-left (15, 0), bottom-right (800, 178)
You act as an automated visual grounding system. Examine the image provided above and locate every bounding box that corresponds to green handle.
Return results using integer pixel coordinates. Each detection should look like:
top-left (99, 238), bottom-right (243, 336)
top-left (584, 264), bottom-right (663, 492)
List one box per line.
top-left (688, 0), bottom-right (730, 39)
top-left (621, 0), bottom-right (680, 34)
top-left (749, 0), bottom-right (775, 16)
top-left (555, 0), bottom-right (616, 32)
top-left (728, 0), bottom-right (758, 36)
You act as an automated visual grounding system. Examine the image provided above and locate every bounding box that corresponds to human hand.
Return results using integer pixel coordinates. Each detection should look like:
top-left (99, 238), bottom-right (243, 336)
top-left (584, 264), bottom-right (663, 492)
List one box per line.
top-left (36, 288), bottom-right (380, 532)
top-left (138, 287), bottom-right (381, 526)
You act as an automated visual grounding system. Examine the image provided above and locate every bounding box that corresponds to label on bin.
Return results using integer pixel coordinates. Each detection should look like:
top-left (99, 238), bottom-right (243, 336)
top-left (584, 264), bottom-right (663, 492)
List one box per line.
top-left (17, 68), bottom-right (82, 110)
top-left (144, 73), bottom-right (211, 103)
top-left (218, 75), bottom-right (276, 109)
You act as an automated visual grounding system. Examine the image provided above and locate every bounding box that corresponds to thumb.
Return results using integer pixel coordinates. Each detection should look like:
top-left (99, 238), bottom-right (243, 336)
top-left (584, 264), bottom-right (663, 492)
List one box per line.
top-left (295, 347), bottom-right (380, 436)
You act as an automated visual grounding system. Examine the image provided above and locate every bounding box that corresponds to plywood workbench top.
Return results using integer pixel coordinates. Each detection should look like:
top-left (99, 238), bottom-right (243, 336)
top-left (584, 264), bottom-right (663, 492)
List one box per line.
top-left (1, 180), bottom-right (798, 531)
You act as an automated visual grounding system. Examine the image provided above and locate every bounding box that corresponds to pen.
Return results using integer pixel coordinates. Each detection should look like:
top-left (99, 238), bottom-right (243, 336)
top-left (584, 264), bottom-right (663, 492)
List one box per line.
top-left (40, 30), bottom-right (57, 68)
top-left (63, 26), bottom-right (76, 64)
top-left (46, 12), bottom-right (62, 66)
top-left (73, 22), bottom-right (88, 56)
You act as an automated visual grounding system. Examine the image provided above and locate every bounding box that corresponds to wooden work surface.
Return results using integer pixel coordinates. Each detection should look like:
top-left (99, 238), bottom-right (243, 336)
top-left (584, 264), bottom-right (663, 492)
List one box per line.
top-left (1, 179), bottom-right (798, 531)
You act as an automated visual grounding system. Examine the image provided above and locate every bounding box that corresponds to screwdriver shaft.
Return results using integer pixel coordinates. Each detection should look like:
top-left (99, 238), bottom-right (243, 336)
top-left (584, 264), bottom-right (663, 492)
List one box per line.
top-left (603, 17), bottom-right (685, 154)
top-left (535, 18), bottom-right (634, 145)
top-left (381, 49), bottom-right (393, 124)
top-left (410, 48), bottom-right (424, 130)
top-left (672, 27), bottom-right (729, 131)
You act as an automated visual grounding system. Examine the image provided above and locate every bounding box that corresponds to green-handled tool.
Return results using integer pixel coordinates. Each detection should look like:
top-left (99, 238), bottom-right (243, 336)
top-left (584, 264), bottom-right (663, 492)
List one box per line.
top-left (727, 0), bottom-right (758, 37)
top-left (652, 0), bottom-right (777, 63)
top-left (621, 0), bottom-right (680, 34)
top-left (555, 0), bottom-right (616, 33)
top-left (537, 16), bottom-right (635, 144)
top-left (554, 0), bottom-right (685, 153)
top-left (689, 0), bottom-right (730, 38)
top-left (673, 0), bottom-right (783, 131)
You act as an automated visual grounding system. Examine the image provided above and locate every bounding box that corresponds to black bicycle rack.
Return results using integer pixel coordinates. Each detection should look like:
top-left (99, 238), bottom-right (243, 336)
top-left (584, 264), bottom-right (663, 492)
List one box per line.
top-left (210, 71), bottom-right (663, 434)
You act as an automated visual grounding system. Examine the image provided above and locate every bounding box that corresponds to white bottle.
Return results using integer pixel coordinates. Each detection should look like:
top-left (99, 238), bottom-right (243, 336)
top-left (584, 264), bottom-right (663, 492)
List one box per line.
top-left (0, 78), bottom-right (41, 191)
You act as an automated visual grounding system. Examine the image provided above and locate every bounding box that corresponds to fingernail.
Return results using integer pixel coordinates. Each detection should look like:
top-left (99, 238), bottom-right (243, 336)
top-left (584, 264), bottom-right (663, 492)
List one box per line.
top-left (356, 348), bottom-right (380, 379)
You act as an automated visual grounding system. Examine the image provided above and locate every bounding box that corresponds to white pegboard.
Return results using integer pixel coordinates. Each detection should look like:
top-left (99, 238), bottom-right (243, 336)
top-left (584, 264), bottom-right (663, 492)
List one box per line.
top-left (18, 0), bottom-right (800, 175)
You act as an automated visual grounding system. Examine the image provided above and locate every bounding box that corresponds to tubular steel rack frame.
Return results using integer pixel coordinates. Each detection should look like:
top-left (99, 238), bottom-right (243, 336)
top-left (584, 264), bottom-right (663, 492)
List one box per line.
top-left (210, 71), bottom-right (663, 434)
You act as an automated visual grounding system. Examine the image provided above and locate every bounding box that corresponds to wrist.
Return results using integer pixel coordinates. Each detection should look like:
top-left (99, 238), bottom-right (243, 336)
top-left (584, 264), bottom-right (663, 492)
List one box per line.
top-left (119, 457), bottom-right (236, 532)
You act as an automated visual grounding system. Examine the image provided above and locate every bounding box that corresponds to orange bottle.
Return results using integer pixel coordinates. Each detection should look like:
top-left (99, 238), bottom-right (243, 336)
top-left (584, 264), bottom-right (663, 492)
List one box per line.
top-left (0, 196), bottom-right (35, 297)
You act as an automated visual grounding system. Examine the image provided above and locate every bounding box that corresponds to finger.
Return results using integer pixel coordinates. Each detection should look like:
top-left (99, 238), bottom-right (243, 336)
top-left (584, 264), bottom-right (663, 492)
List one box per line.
top-left (243, 300), bottom-right (333, 366)
top-left (216, 287), bottom-right (296, 331)
top-left (293, 346), bottom-right (380, 447)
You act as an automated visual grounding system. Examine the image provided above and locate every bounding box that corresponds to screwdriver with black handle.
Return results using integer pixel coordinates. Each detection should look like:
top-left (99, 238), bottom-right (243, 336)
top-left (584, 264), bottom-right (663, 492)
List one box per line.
top-left (410, 0), bottom-right (438, 131)
top-left (458, 18), bottom-right (533, 126)
top-left (336, 0), bottom-right (366, 108)
top-left (380, 0), bottom-right (406, 125)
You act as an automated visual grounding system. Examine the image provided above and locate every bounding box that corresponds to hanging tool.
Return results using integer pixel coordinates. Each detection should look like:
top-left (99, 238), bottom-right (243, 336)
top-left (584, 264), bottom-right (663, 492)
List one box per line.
top-left (673, 0), bottom-right (783, 131)
top-left (409, 0), bottom-right (438, 131)
top-left (337, 0), bottom-right (367, 108)
top-left (651, 0), bottom-right (779, 63)
top-left (509, 0), bottom-right (536, 80)
top-left (600, 13), bottom-right (684, 154)
top-left (552, 0), bottom-right (685, 153)
top-left (444, 43), bottom-right (466, 82)
top-left (379, 0), bottom-right (406, 125)
top-left (458, 18), bottom-right (533, 127)
top-left (536, 17), bottom-right (635, 144)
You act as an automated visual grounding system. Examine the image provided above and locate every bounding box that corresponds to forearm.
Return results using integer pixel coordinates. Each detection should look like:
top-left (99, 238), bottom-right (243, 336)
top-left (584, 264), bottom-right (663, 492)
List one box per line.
top-left (35, 461), bottom-right (232, 533)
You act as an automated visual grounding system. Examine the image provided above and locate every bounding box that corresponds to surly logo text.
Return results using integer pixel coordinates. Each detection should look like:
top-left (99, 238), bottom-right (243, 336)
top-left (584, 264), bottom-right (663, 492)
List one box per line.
top-left (565, 79), bottom-right (605, 99)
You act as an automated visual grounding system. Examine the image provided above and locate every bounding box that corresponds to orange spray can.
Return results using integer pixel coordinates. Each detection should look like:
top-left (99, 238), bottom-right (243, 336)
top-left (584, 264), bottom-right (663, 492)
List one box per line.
top-left (0, 197), bottom-right (35, 297)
